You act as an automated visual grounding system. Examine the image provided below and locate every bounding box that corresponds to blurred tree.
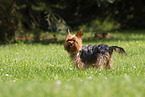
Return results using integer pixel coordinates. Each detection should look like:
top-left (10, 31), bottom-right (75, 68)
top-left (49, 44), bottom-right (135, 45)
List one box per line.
top-left (0, 0), bottom-right (19, 43)
top-left (16, 0), bottom-right (48, 30)
top-left (13, 0), bottom-right (112, 31)
top-left (0, 0), bottom-right (145, 43)
top-left (52, 0), bottom-right (111, 29)
top-left (16, 0), bottom-right (67, 31)
top-left (103, 0), bottom-right (145, 29)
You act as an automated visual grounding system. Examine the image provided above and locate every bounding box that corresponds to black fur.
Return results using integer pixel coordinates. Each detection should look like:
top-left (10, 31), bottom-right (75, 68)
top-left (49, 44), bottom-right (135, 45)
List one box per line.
top-left (109, 46), bottom-right (126, 54)
top-left (79, 44), bottom-right (126, 64)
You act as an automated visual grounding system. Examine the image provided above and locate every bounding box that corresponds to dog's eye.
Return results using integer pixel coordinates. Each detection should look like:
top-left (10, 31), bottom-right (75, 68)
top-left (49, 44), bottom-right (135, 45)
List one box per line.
top-left (67, 39), bottom-right (71, 42)
top-left (73, 40), bottom-right (78, 43)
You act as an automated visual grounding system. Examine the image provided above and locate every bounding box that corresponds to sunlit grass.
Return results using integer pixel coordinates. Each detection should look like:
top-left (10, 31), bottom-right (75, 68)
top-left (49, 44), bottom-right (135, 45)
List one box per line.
top-left (0, 30), bottom-right (145, 97)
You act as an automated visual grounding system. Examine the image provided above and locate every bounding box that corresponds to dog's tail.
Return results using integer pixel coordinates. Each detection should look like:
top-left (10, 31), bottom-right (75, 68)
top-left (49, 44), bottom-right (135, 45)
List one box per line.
top-left (109, 46), bottom-right (126, 54)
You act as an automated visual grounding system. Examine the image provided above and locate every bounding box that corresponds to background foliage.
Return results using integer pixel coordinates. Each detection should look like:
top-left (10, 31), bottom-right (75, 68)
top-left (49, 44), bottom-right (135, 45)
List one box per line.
top-left (0, 0), bottom-right (145, 43)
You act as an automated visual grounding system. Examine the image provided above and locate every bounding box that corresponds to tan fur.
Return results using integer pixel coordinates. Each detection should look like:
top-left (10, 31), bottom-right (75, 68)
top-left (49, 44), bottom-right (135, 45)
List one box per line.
top-left (64, 29), bottom-right (114, 70)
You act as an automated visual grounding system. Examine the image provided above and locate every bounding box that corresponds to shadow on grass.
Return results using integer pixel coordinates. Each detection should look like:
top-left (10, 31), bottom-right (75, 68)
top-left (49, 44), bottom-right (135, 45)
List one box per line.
top-left (30, 35), bottom-right (145, 45)
top-left (83, 36), bottom-right (145, 43)
top-left (35, 30), bottom-right (145, 45)
top-left (1, 30), bottom-right (145, 45)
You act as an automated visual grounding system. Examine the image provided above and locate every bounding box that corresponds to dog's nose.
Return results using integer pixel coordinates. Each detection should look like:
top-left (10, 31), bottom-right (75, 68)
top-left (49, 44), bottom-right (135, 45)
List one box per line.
top-left (70, 43), bottom-right (73, 46)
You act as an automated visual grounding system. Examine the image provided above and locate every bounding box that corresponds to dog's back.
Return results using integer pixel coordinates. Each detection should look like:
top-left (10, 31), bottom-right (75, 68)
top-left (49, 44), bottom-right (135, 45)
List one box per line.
top-left (79, 44), bottom-right (126, 69)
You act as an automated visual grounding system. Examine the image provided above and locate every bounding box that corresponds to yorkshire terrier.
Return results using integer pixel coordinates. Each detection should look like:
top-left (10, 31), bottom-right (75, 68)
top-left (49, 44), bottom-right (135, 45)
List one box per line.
top-left (64, 29), bottom-right (126, 70)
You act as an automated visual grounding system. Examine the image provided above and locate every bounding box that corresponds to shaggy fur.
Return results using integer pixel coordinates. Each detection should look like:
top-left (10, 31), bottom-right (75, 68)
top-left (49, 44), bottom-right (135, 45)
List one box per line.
top-left (64, 29), bottom-right (126, 70)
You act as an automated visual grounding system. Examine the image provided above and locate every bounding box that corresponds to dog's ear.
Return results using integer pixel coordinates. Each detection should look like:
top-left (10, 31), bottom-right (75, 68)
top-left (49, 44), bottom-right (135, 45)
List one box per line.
top-left (66, 29), bottom-right (71, 37)
top-left (76, 30), bottom-right (83, 38)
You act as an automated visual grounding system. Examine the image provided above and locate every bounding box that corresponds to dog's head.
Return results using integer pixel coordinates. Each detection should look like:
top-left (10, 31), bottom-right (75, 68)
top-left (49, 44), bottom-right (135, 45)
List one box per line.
top-left (64, 29), bottom-right (83, 53)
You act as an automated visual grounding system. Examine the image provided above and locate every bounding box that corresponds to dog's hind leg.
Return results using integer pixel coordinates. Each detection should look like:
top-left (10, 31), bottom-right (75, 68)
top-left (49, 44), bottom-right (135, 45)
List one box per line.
top-left (105, 53), bottom-right (113, 69)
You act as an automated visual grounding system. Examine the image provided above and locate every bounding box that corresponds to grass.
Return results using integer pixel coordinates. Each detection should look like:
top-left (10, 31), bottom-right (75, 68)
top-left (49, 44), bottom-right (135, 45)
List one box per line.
top-left (0, 30), bottom-right (145, 97)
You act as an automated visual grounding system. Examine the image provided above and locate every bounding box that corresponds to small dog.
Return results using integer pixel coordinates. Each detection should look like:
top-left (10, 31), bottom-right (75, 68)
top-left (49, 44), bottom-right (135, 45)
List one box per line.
top-left (64, 29), bottom-right (126, 70)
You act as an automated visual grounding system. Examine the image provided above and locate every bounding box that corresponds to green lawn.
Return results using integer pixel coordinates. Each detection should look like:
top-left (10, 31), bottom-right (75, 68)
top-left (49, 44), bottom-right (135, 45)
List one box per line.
top-left (0, 30), bottom-right (145, 97)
